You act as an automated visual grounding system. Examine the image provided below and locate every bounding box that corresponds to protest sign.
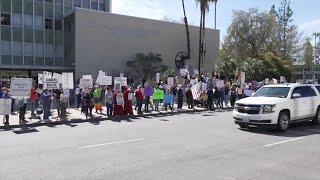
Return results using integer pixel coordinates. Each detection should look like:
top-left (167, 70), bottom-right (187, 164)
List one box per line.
top-left (240, 72), bottom-right (245, 83)
top-left (116, 93), bottom-right (124, 105)
top-left (144, 87), bottom-right (154, 97)
top-left (217, 80), bottom-right (224, 88)
top-left (83, 75), bottom-right (92, 79)
top-left (61, 72), bottom-right (74, 89)
top-left (167, 77), bottom-right (174, 87)
top-left (100, 76), bottom-right (113, 86)
top-left (114, 77), bottom-right (127, 87)
top-left (10, 78), bottom-right (32, 97)
top-left (191, 83), bottom-right (201, 100)
top-left (280, 76), bottom-right (286, 83)
top-left (38, 73), bottom-right (43, 84)
top-left (156, 73), bottom-right (160, 83)
top-left (153, 89), bottom-right (164, 100)
top-left (265, 78), bottom-right (269, 85)
top-left (96, 70), bottom-right (106, 85)
top-left (80, 78), bottom-right (93, 89)
top-left (202, 83), bottom-right (208, 91)
top-left (43, 71), bottom-right (52, 78)
top-left (190, 79), bottom-right (198, 86)
top-left (0, 99), bottom-right (12, 115)
top-left (53, 73), bottom-right (62, 84)
top-left (43, 78), bottom-right (60, 90)
top-left (164, 94), bottom-right (174, 104)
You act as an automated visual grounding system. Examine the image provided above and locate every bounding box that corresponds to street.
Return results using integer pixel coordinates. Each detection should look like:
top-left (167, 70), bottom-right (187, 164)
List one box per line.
top-left (1, 110), bottom-right (320, 180)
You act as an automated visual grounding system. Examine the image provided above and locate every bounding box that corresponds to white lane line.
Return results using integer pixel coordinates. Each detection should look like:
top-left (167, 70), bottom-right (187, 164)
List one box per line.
top-left (79, 138), bottom-right (145, 149)
top-left (264, 137), bottom-right (305, 147)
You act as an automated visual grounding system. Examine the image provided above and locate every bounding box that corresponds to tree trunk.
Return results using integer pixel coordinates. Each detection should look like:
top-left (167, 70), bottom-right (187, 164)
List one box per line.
top-left (182, 0), bottom-right (191, 59)
top-left (202, 11), bottom-right (206, 74)
top-left (198, 11), bottom-right (203, 74)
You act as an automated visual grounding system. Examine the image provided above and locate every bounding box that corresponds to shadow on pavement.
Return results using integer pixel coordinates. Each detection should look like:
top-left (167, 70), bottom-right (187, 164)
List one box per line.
top-left (240, 122), bottom-right (320, 137)
top-left (12, 127), bottom-right (39, 134)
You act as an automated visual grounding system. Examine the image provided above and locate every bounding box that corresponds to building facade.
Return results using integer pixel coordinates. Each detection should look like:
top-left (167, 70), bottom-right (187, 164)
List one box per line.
top-left (0, 0), bottom-right (111, 82)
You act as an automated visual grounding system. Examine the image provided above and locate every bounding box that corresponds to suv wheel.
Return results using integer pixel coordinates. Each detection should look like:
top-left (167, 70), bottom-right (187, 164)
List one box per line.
top-left (277, 112), bottom-right (289, 131)
top-left (312, 107), bottom-right (320, 125)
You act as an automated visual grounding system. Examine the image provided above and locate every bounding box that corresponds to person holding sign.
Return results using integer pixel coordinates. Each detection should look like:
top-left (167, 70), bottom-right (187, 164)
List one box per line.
top-left (1, 87), bottom-right (11, 125)
top-left (164, 90), bottom-right (174, 111)
top-left (124, 87), bottom-right (134, 115)
top-left (42, 89), bottom-right (52, 121)
top-left (113, 90), bottom-right (125, 116)
top-left (29, 87), bottom-right (39, 117)
top-left (93, 86), bottom-right (103, 114)
top-left (135, 86), bottom-right (144, 115)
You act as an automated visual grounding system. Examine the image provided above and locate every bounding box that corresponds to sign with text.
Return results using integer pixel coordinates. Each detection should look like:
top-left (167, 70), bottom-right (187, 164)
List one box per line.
top-left (38, 73), bottom-right (43, 84)
top-left (61, 72), bottom-right (74, 89)
top-left (100, 76), bottom-right (113, 86)
top-left (53, 73), bottom-right (62, 84)
top-left (0, 99), bottom-right (12, 115)
top-left (96, 70), bottom-right (106, 85)
top-left (156, 73), bottom-right (160, 83)
top-left (114, 77), bottom-right (127, 87)
top-left (116, 93), bottom-right (125, 105)
top-left (80, 78), bottom-right (93, 89)
top-left (83, 75), bottom-right (92, 79)
top-left (167, 77), bottom-right (174, 87)
top-left (43, 78), bottom-right (60, 90)
top-left (10, 78), bottom-right (32, 97)
top-left (43, 71), bottom-right (52, 78)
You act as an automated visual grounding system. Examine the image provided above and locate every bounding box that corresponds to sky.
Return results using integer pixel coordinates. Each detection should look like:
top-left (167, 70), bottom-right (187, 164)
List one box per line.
top-left (112, 0), bottom-right (320, 44)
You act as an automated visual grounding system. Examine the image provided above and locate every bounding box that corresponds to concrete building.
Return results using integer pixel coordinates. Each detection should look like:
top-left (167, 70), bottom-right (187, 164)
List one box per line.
top-left (1, 0), bottom-right (219, 82)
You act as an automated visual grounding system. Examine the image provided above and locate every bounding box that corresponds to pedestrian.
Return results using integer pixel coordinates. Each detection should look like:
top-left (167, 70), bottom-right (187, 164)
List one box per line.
top-left (236, 85), bottom-right (244, 100)
top-left (29, 86), bottom-right (39, 117)
top-left (185, 86), bottom-right (193, 109)
top-left (113, 89), bottom-right (125, 116)
top-left (230, 83), bottom-right (237, 107)
top-left (153, 86), bottom-right (161, 112)
top-left (105, 87), bottom-right (113, 117)
top-left (17, 97), bottom-right (27, 124)
top-left (213, 87), bottom-right (222, 110)
top-left (224, 83), bottom-right (230, 107)
top-left (135, 86), bottom-right (144, 115)
top-left (164, 89), bottom-right (173, 111)
top-left (42, 89), bottom-right (52, 121)
top-left (144, 90), bottom-right (150, 113)
top-left (177, 85), bottom-right (184, 109)
top-left (52, 88), bottom-right (62, 117)
top-left (60, 90), bottom-right (69, 119)
top-left (2, 87), bottom-right (11, 125)
top-left (93, 86), bottom-right (103, 114)
top-left (124, 87), bottom-right (133, 115)
top-left (82, 91), bottom-right (93, 118)
top-left (207, 87), bottom-right (214, 111)
top-left (75, 85), bottom-right (81, 108)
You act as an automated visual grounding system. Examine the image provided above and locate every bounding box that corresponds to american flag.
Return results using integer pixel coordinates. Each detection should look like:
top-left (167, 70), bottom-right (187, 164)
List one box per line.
top-left (191, 83), bottom-right (201, 100)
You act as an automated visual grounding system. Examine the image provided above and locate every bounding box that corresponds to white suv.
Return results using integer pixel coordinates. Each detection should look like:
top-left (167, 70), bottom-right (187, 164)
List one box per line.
top-left (233, 84), bottom-right (320, 131)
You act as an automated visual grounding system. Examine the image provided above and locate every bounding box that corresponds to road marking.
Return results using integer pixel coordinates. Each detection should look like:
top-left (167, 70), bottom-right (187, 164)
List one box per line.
top-left (264, 137), bottom-right (305, 147)
top-left (79, 138), bottom-right (145, 149)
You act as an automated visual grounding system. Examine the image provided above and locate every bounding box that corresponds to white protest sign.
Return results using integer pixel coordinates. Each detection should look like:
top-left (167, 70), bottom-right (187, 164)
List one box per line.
top-left (190, 79), bottom-right (198, 86)
top-left (167, 77), bottom-right (174, 87)
top-left (10, 78), bottom-right (32, 97)
top-left (0, 99), bottom-right (12, 115)
top-left (240, 72), bottom-right (245, 83)
top-left (61, 72), bottom-right (74, 89)
top-left (156, 73), bottom-right (160, 83)
top-left (96, 70), bottom-right (106, 85)
top-left (80, 78), bottom-right (93, 89)
top-left (38, 73), bottom-right (43, 84)
top-left (217, 80), bottom-right (225, 88)
top-left (194, 70), bottom-right (199, 75)
top-left (114, 77), bottom-right (127, 87)
top-left (43, 71), bottom-right (52, 78)
top-left (265, 78), bottom-right (269, 85)
top-left (52, 73), bottom-right (62, 84)
top-left (116, 93), bottom-right (124, 105)
top-left (43, 78), bottom-right (60, 90)
top-left (280, 76), bottom-right (286, 83)
top-left (100, 76), bottom-right (113, 86)
top-left (83, 75), bottom-right (92, 79)
top-left (202, 83), bottom-right (208, 91)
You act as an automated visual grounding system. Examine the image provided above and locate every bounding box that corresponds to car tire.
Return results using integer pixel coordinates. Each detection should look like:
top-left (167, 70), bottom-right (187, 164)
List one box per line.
top-left (312, 107), bottom-right (320, 125)
top-left (277, 112), bottom-right (289, 132)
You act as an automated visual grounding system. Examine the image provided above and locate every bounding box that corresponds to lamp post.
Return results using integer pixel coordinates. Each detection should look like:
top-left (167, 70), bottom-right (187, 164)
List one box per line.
top-left (313, 32), bottom-right (320, 81)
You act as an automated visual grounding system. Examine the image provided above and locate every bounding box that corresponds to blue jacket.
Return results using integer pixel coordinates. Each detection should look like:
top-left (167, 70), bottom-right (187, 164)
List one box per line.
top-left (42, 93), bottom-right (52, 106)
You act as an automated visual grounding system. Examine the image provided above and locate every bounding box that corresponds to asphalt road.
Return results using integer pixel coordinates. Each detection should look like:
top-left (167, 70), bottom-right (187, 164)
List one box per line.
top-left (1, 110), bottom-right (320, 180)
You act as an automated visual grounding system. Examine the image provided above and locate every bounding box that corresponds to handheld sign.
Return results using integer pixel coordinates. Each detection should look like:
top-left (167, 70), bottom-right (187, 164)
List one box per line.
top-left (10, 78), bottom-right (32, 97)
top-left (167, 77), bottom-right (174, 87)
top-left (43, 78), bottom-right (60, 90)
top-left (116, 93), bottom-right (125, 105)
top-left (61, 72), bottom-right (74, 89)
top-left (153, 89), bottom-right (164, 100)
top-left (100, 76), bottom-right (113, 86)
top-left (80, 78), bottom-right (93, 89)
top-left (0, 99), bottom-right (12, 115)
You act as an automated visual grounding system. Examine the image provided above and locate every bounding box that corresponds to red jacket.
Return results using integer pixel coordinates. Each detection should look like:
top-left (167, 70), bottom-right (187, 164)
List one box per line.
top-left (135, 90), bottom-right (143, 101)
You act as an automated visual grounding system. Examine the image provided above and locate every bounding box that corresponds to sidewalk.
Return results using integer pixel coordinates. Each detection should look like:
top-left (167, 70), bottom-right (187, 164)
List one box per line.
top-left (0, 105), bottom-right (234, 129)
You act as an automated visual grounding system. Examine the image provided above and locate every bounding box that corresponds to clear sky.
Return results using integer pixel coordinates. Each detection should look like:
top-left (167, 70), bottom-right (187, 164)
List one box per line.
top-left (112, 0), bottom-right (320, 43)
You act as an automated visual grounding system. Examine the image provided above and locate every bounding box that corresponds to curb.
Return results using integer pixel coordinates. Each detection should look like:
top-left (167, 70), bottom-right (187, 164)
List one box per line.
top-left (0, 108), bottom-right (216, 129)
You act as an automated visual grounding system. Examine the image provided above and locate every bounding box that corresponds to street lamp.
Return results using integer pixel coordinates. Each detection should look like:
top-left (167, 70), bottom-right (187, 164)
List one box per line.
top-left (313, 32), bottom-right (320, 81)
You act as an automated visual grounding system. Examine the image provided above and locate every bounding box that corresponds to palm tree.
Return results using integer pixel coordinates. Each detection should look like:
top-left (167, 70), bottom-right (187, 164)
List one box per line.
top-left (195, 0), bottom-right (214, 74)
top-left (182, 0), bottom-right (191, 59)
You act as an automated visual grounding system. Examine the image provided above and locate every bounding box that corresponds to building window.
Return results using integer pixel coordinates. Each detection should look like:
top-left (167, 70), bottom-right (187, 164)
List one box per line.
top-left (91, 0), bottom-right (98, 10)
top-left (24, 14), bottom-right (33, 28)
top-left (1, 14), bottom-right (11, 26)
top-left (45, 18), bottom-right (53, 30)
top-left (12, 13), bottom-right (22, 27)
top-left (55, 19), bottom-right (62, 31)
top-left (83, 0), bottom-right (90, 8)
top-left (74, 0), bottom-right (81, 7)
top-left (99, 0), bottom-right (105, 11)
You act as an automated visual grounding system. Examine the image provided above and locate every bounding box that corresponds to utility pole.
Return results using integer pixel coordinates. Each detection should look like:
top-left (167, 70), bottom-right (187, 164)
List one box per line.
top-left (313, 32), bottom-right (319, 81)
